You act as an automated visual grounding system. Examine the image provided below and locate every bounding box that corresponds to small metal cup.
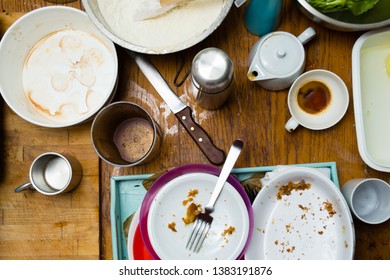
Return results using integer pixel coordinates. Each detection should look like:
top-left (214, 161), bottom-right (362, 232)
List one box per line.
top-left (15, 152), bottom-right (83, 195)
top-left (91, 101), bottom-right (163, 167)
top-left (191, 47), bottom-right (234, 110)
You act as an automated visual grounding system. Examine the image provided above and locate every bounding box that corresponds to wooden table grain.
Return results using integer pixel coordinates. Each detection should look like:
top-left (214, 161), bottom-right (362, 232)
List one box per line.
top-left (0, 0), bottom-right (389, 260)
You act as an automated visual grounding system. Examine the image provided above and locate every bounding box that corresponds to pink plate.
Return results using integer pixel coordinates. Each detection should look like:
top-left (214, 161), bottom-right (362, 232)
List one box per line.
top-left (140, 164), bottom-right (254, 259)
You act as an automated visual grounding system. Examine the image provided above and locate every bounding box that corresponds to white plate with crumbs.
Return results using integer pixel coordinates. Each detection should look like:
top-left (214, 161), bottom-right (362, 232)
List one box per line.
top-left (352, 28), bottom-right (390, 172)
top-left (245, 167), bottom-right (355, 260)
top-left (139, 164), bottom-right (253, 260)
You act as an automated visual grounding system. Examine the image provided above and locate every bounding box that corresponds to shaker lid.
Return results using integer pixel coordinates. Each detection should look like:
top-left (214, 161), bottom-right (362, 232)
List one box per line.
top-left (191, 47), bottom-right (234, 93)
top-left (258, 32), bottom-right (305, 77)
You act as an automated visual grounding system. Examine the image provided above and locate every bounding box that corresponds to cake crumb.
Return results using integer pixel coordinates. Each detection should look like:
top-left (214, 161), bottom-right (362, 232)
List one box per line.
top-left (222, 226), bottom-right (236, 243)
top-left (182, 189), bottom-right (198, 206)
top-left (188, 189), bottom-right (198, 197)
top-left (276, 180), bottom-right (311, 200)
top-left (298, 204), bottom-right (310, 211)
top-left (182, 197), bottom-right (193, 206)
top-left (286, 246), bottom-right (296, 253)
top-left (168, 222), bottom-right (177, 232)
top-left (222, 226), bottom-right (236, 236)
top-left (322, 200), bottom-right (337, 217)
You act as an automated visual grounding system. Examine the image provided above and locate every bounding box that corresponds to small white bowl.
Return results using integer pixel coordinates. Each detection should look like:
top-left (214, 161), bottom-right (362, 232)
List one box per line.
top-left (0, 6), bottom-right (118, 128)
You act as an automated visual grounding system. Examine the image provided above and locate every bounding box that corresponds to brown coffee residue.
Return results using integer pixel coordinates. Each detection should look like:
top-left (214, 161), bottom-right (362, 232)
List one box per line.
top-left (113, 118), bottom-right (154, 163)
top-left (297, 80), bottom-right (331, 114)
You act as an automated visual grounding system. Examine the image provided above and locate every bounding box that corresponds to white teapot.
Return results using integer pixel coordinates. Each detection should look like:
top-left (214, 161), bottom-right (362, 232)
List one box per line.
top-left (247, 27), bottom-right (316, 91)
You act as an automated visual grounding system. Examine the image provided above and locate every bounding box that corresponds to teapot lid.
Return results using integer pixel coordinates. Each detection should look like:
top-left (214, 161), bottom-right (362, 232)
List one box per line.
top-left (258, 32), bottom-right (305, 77)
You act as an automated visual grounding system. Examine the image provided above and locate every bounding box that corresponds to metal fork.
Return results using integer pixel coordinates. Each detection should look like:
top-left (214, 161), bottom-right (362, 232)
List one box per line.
top-left (186, 139), bottom-right (244, 253)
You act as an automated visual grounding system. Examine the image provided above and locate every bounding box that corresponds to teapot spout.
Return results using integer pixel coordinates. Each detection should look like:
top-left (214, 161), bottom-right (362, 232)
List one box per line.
top-left (247, 64), bottom-right (274, 82)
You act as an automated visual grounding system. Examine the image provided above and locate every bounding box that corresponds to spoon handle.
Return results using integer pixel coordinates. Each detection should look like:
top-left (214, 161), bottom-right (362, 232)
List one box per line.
top-left (205, 139), bottom-right (244, 212)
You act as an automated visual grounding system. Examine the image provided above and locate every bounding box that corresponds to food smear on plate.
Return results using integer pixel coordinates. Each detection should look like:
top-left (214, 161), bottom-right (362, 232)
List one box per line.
top-left (182, 202), bottom-right (202, 224)
top-left (23, 29), bottom-right (116, 123)
top-left (168, 188), bottom-right (202, 232)
top-left (386, 54), bottom-right (390, 77)
top-left (276, 180), bottom-right (311, 200)
top-left (306, 0), bottom-right (379, 16)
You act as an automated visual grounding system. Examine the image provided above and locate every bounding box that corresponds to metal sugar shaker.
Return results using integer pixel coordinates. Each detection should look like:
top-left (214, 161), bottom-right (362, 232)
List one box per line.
top-left (191, 47), bottom-right (234, 110)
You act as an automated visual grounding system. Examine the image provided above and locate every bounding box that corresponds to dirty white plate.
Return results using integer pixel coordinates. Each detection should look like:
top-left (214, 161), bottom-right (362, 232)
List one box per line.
top-left (143, 165), bottom-right (252, 260)
top-left (245, 167), bottom-right (355, 260)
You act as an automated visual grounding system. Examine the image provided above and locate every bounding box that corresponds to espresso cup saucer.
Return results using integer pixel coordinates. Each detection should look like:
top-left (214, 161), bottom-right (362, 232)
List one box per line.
top-left (285, 69), bottom-right (349, 132)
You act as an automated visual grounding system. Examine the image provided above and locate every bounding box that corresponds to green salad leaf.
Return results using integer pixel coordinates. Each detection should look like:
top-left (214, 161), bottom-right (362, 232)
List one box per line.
top-left (306, 0), bottom-right (380, 15)
top-left (347, 0), bottom-right (380, 15)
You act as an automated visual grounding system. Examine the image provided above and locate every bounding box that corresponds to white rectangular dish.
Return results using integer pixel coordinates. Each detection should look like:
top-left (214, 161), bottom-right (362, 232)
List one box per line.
top-left (352, 28), bottom-right (390, 172)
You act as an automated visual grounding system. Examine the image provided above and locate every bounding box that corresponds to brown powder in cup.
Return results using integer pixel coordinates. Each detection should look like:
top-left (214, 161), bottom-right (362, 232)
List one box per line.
top-left (113, 118), bottom-right (154, 163)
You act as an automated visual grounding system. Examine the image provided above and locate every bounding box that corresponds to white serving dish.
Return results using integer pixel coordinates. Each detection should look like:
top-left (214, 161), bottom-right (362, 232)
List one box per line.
top-left (245, 167), bottom-right (355, 260)
top-left (352, 28), bottom-right (390, 172)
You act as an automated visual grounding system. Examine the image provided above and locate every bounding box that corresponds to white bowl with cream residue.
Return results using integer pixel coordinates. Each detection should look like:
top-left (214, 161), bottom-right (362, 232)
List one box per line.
top-left (0, 6), bottom-right (118, 128)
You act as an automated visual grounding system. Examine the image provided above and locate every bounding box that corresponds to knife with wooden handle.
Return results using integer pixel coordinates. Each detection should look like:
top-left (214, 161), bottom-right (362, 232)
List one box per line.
top-left (130, 52), bottom-right (226, 165)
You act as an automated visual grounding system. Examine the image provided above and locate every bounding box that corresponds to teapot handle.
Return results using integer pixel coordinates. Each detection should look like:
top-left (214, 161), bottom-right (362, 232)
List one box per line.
top-left (298, 27), bottom-right (316, 45)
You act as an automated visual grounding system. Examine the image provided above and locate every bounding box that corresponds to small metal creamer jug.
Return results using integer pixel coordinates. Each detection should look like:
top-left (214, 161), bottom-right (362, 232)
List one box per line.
top-left (191, 47), bottom-right (234, 110)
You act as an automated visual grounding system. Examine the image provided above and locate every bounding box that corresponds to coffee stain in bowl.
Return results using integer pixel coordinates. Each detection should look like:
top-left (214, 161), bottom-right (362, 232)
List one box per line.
top-left (113, 118), bottom-right (154, 162)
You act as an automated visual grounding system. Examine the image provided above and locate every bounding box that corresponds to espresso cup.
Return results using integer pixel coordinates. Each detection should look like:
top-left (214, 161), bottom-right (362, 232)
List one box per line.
top-left (91, 101), bottom-right (163, 167)
top-left (15, 152), bottom-right (82, 195)
top-left (341, 178), bottom-right (390, 224)
top-left (285, 69), bottom-right (349, 132)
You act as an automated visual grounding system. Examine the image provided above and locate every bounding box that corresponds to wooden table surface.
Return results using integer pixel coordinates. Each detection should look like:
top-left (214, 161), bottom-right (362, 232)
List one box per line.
top-left (0, 0), bottom-right (389, 260)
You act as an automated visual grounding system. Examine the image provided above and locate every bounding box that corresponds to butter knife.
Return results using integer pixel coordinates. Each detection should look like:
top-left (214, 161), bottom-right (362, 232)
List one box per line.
top-left (130, 52), bottom-right (226, 165)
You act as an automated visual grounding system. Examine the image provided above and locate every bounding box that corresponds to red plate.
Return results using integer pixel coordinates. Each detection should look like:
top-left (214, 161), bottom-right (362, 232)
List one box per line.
top-left (133, 224), bottom-right (153, 260)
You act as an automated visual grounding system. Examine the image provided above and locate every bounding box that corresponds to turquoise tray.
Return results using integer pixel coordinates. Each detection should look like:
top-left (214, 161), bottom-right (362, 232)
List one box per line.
top-left (110, 162), bottom-right (339, 260)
